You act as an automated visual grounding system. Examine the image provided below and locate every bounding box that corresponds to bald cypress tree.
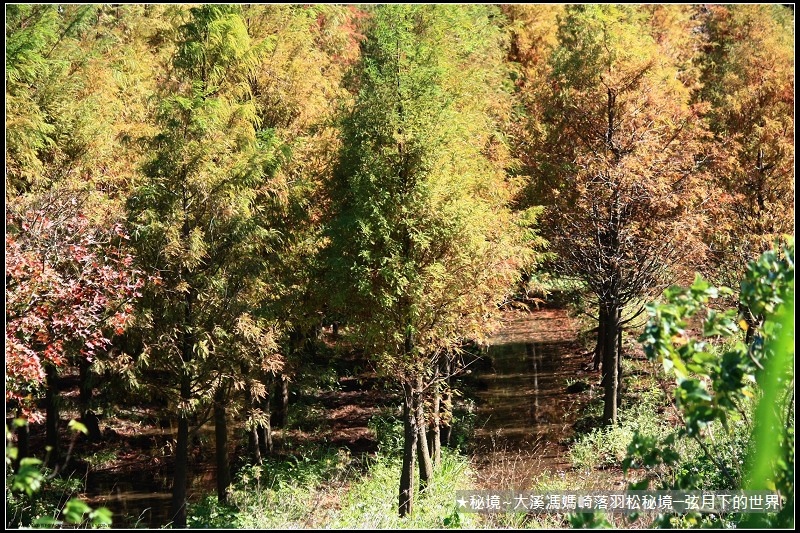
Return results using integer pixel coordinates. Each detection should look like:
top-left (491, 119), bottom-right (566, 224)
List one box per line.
top-left (324, 5), bottom-right (527, 516)
top-left (127, 6), bottom-right (283, 526)
top-left (533, 5), bottom-right (709, 424)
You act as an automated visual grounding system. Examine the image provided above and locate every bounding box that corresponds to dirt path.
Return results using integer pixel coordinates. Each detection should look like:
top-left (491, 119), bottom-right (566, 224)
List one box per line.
top-left (471, 307), bottom-right (596, 489)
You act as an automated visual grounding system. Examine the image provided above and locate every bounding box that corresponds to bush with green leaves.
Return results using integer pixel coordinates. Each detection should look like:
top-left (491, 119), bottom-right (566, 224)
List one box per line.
top-left (621, 240), bottom-right (794, 527)
top-left (5, 420), bottom-right (113, 528)
top-left (188, 445), bottom-right (350, 528)
top-left (368, 408), bottom-right (405, 455)
top-left (329, 450), bottom-right (477, 529)
top-left (187, 411), bottom-right (479, 529)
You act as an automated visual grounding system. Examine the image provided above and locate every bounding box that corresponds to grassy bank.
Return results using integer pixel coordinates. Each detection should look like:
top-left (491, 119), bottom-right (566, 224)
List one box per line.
top-left (187, 445), bottom-right (477, 529)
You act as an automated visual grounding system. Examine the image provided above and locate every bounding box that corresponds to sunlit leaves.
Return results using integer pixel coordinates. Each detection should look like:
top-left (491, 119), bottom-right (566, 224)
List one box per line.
top-left (632, 241), bottom-right (794, 514)
top-left (127, 5), bottom-right (287, 423)
top-left (325, 5), bottom-right (527, 379)
top-left (699, 5), bottom-right (794, 288)
top-left (5, 197), bottom-right (144, 413)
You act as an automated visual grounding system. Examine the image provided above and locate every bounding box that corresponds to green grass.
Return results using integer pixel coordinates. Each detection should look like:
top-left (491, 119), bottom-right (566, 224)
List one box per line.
top-left (330, 450), bottom-right (478, 529)
top-left (188, 449), bottom-right (478, 529)
top-left (569, 380), bottom-right (673, 471)
top-left (188, 445), bottom-right (351, 529)
top-left (189, 405), bottom-right (479, 531)
top-left (82, 448), bottom-right (118, 469)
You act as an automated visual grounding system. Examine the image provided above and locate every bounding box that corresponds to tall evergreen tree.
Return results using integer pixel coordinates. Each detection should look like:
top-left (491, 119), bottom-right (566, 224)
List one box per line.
top-left (324, 5), bottom-right (527, 516)
top-left (126, 6), bottom-right (283, 526)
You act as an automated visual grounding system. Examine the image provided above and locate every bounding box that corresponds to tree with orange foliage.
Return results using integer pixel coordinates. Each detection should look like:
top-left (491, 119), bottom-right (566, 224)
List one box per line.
top-left (697, 5), bottom-right (794, 293)
top-left (531, 5), bottom-right (710, 424)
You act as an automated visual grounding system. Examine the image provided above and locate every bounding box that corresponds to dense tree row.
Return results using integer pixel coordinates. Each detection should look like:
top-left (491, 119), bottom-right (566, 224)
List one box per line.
top-left (5, 4), bottom-right (794, 525)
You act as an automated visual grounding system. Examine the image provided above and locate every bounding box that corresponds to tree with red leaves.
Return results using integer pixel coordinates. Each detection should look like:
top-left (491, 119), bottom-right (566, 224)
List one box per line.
top-left (6, 191), bottom-right (144, 467)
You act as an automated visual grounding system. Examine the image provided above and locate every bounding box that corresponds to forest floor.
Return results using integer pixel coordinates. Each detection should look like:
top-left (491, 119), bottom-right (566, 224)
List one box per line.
top-left (470, 306), bottom-right (620, 490)
top-left (14, 302), bottom-right (637, 528)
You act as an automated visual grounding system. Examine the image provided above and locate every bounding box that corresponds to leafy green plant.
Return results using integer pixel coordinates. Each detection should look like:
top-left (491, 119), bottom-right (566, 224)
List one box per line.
top-left (330, 450), bottom-right (477, 529)
top-left (188, 446), bottom-right (350, 528)
top-left (622, 240), bottom-right (794, 527)
top-left (187, 495), bottom-right (240, 529)
top-left (449, 397), bottom-right (478, 452)
top-left (82, 449), bottom-right (118, 469)
top-left (368, 408), bottom-right (404, 454)
top-left (6, 420), bottom-right (113, 528)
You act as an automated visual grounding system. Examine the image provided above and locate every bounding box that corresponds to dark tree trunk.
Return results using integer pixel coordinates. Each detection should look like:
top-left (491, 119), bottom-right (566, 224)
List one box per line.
top-left (171, 345), bottom-right (192, 528)
top-left (170, 410), bottom-right (189, 528)
top-left (416, 375), bottom-right (433, 489)
top-left (739, 300), bottom-right (761, 346)
top-left (593, 306), bottom-right (608, 372)
top-left (601, 302), bottom-right (619, 425)
top-left (257, 378), bottom-right (272, 457)
top-left (44, 364), bottom-right (60, 469)
top-left (171, 284), bottom-right (194, 529)
top-left (399, 381), bottom-right (417, 517)
top-left (79, 357), bottom-right (102, 443)
top-left (274, 374), bottom-right (289, 429)
top-left (14, 409), bottom-right (29, 471)
top-left (214, 385), bottom-right (231, 505)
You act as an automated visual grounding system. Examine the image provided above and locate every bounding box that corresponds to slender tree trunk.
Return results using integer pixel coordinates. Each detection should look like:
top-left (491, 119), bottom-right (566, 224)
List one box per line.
top-left (431, 376), bottom-right (441, 468)
top-left (214, 385), bottom-right (231, 505)
top-left (171, 284), bottom-right (194, 529)
top-left (594, 306), bottom-right (608, 372)
top-left (257, 378), bottom-right (272, 457)
top-left (399, 381), bottom-right (417, 517)
top-left (416, 375), bottom-right (433, 489)
top-left (601, 302), bottom-right (619, 425)
top-left (79, 357), bottom-right (102, 443)
top-left (441, 357), bottom-right (452, 448)
top-left (244, 382), bottom-right (261, 465)
top-left (274, 374), bottom-right (289, 429)
top-left (171, 409), bottom-right (189, 528)
top-left (44, 364), bottom-right (60, 469)
top-left (739, 300), bottom-right (760, 346)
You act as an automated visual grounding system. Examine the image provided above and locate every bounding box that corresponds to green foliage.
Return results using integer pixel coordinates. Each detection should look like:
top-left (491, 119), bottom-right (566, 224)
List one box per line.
top-left (368, 408), bottom-right (405, 454)
top-left (188, 446), bottom-right (349, 528)
top-left (742, 251), bottom-right (794, 526)
top-left (5, 420), bottom-right (112, 528)
top-left (188, 406), bottom-right (476, 529)
top-left (187, 494), bottom-right (240, 529)
top-left (10, 456), bottom-right (46, 498)
top-left (5, 4), bottom-right (129, 196)
top-left (5, 4), bottom-right (795, 528)
top-left (569, 511), bottom-right (613, 529)
top-left (330, 451), bottom-right (477, 529)
top-left (627, 240), bottom-right (794, 527)
top-left (448, 397), bottom-right (478, 453)
top-left (325, 4), bottom-right (528, 375)
top-left (128, 2), bottom-right (284, 412)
